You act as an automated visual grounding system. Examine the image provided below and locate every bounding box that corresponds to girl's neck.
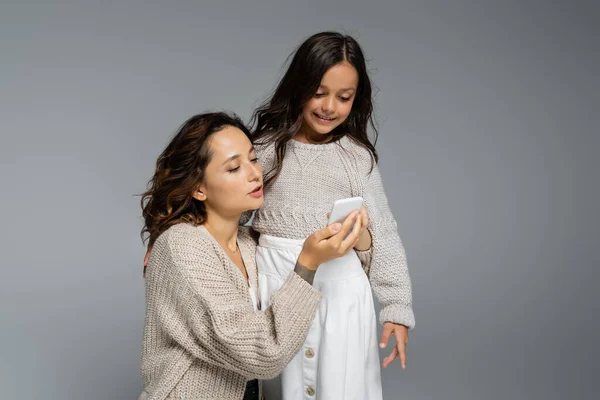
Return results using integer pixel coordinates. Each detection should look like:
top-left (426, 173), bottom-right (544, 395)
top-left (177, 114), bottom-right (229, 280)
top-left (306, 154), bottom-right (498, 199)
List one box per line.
top-left (295, 123), bottom-right (334, 144)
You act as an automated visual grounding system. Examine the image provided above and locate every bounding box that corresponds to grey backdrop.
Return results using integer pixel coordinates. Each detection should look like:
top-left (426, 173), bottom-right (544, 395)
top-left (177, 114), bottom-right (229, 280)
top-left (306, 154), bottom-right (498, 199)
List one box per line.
top-left (1, 1), bottom-right (598, 399)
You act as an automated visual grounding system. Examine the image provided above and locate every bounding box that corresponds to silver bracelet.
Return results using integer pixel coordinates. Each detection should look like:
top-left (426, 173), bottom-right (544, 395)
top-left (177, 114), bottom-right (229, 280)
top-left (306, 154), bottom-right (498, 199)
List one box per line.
top-left (293, 260), bottom-right (317, 285)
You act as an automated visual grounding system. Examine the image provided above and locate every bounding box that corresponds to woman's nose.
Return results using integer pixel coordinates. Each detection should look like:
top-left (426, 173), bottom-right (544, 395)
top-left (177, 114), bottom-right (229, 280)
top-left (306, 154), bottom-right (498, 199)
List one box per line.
top-left (248, 162), bottom-right (261, 181)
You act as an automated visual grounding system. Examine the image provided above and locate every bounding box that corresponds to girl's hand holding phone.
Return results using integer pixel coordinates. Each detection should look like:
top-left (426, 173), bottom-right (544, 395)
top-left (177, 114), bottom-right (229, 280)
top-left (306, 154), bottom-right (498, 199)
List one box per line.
top-left (354, 205), bottom-right (371, 251)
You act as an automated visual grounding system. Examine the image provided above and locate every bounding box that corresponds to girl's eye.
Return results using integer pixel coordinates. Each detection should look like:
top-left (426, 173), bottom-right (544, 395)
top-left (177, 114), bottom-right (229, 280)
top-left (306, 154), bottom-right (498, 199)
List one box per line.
top-left (339, 97), bottom-right (352, 102)
top-left (228, 166), bottom-right (240, 173)
top-left (314, 93), bottom-right (325, 98)
top-left (251, 157), bottom-right (259, 163)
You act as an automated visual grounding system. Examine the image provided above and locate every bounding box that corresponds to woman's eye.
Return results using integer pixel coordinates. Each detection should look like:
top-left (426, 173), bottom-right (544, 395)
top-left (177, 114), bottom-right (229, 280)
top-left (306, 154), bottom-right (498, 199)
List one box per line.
top-left (251, 157), bottom-right (259, 163)
top-left (314, 93), bottom-right (325, 98)
top-left (339, 97), bottom-right (352, 102)
top-left (228, 166), bottom-right (240, 173)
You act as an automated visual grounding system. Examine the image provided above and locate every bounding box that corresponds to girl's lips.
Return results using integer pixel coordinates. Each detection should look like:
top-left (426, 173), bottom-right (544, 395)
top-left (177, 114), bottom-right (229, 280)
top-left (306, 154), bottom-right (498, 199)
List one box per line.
top-left (314, 113), bottom-right (336, 123)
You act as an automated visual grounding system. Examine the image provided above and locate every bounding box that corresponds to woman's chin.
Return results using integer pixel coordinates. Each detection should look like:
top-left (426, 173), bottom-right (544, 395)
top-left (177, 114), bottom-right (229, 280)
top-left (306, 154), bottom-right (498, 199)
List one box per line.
top-left (246, 197), bottom-right (264, 209)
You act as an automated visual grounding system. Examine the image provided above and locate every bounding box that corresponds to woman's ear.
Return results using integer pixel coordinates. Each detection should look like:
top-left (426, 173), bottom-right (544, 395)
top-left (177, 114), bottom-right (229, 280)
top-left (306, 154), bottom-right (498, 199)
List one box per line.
top-left (192, 187), bottom-right (206, 201)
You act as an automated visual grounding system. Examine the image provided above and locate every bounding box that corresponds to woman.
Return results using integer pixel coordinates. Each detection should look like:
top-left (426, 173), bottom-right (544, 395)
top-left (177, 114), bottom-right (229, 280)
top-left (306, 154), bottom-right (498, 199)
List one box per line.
top-left (138, 112), bottom-right (364, 400)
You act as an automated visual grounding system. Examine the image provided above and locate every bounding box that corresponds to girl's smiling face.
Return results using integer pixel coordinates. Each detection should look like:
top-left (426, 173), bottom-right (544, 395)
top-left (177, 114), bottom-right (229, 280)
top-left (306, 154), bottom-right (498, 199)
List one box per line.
top-left (299, 61), bottom-right (359, 141)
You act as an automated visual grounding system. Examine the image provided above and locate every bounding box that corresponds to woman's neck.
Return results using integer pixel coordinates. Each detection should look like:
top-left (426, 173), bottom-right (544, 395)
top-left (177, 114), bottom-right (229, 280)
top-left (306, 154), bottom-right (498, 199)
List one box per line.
top-left (203, 213), bottom-right (240, 253)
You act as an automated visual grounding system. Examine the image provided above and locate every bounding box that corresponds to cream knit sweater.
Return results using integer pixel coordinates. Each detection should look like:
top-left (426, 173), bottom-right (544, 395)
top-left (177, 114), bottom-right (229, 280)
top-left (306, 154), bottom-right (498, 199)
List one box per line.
top-left (139, 224), bottom-right (322, 400)
top-left (251, 136), bottom-right (415, 329)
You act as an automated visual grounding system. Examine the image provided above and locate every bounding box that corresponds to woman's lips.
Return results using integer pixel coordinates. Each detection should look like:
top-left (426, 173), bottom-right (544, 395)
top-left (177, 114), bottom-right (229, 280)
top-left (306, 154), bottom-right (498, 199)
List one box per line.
top-left (248, 185), bottom-right (263, 198)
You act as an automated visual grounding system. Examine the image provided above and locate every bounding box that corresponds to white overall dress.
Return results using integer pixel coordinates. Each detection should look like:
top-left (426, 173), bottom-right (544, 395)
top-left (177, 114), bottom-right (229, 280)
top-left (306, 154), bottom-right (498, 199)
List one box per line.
top-left (256, 234), bottom-right (383, 400)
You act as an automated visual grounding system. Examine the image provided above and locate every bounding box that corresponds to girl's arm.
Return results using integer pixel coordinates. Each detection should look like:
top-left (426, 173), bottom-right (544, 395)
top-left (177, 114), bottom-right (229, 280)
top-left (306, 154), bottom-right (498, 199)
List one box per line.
top-left (362, 163), bottom-right (415, 330)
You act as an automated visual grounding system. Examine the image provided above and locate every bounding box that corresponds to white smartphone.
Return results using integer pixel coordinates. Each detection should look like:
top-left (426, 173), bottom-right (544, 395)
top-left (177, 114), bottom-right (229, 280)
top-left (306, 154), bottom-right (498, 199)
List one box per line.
top-left (327, 197), bottom-right (363, 235)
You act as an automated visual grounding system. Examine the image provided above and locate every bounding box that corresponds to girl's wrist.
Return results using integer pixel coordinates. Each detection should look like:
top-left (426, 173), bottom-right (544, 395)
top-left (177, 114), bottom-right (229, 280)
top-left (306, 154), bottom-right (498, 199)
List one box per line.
top-left (354, 229), bottom-right (372, 251)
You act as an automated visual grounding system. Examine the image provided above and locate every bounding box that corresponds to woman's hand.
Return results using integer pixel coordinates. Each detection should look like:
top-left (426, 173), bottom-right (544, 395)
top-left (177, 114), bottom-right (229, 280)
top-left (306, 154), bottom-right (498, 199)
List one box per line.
top-left (298, 211), bottom-right (362, 270)
top-left (380, 322), bottom-right (409, 369)
top-left (354, 205), bottom-right (371, 251)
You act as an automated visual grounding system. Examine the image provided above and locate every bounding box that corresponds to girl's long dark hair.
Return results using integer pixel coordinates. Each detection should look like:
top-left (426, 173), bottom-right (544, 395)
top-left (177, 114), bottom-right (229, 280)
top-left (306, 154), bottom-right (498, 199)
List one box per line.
top-left (251, 31), bottom-right (378, 187)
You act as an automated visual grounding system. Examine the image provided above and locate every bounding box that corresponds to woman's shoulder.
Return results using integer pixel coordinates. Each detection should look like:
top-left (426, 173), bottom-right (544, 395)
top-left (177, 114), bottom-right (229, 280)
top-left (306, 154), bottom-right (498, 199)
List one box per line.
top-left (155, 223), bottom-right (258, 256)
top-left (156, 222), bottom-right (209, 242)
top-left (153, 223), bottom-right (217, 261)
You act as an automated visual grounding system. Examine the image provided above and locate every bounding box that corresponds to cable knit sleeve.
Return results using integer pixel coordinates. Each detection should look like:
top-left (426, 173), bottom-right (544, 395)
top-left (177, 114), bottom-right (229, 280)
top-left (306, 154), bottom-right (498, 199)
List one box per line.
top-left (146, 225), bottom-right (322, 380)
top-left (362, 164), bottom-right (415, 329)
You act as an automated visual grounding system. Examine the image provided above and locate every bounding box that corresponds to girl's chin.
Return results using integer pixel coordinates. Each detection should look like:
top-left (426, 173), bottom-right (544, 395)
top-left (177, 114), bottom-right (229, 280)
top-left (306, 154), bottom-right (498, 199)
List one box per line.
top-left (307, 121), bottom-right (336, 136)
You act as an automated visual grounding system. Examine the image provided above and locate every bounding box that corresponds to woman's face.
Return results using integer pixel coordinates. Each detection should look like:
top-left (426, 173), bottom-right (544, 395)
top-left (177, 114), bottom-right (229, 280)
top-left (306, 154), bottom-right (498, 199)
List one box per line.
top-left (194, 126), bottom-right (263, 217)
top-left (300, 60), bottom-right (359, 139)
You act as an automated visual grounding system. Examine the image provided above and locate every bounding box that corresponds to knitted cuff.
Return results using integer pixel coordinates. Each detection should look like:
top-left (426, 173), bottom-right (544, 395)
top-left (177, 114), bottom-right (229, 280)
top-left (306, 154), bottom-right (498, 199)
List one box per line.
top-left (380, 305), bottom-right (415, 330)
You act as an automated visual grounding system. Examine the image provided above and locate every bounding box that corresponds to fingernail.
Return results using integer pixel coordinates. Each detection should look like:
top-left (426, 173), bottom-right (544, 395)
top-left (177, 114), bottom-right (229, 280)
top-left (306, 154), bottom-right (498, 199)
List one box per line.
top-left (332, 223), bottom-right (341, 232)
top-left (379, 343), bottom-right (385, 348)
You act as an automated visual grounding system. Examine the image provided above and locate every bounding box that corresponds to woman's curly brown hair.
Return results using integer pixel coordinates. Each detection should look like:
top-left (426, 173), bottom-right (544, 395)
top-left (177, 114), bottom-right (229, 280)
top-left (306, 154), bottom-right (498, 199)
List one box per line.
top-left (140, 112), bottom-right (252, 252)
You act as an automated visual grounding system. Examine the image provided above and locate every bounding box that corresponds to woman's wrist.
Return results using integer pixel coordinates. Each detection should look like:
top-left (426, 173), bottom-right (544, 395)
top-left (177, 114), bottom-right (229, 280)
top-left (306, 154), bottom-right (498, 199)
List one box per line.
top-left (297, 252), bottom-right (319, 271)
top-left (293, 259), bottom-right (317, 285)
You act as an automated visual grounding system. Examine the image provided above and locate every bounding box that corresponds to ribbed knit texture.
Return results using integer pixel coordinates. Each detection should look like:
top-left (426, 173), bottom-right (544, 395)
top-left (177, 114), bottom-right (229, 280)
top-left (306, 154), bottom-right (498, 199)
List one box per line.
top-left (251, 136), bottom-right (415, 329)
top-left (140, 224), bottom-right (322, 400)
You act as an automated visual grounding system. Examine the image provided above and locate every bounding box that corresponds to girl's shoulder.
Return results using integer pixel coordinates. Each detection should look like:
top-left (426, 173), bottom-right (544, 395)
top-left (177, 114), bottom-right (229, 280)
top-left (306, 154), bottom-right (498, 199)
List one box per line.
top-left (338, 136), bottom-right (377, 178)
top-left (253, 139), bottom-right (277, 169)
top-left (340, 135), bottom-right (373, 158)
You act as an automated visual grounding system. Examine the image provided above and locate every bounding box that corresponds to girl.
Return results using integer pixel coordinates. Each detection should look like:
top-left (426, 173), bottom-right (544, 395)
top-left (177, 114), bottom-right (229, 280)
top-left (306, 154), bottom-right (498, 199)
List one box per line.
top-left (248, 32), bottom-right (415, 399)
top-left (139, 112), bottom-right (364, 400)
